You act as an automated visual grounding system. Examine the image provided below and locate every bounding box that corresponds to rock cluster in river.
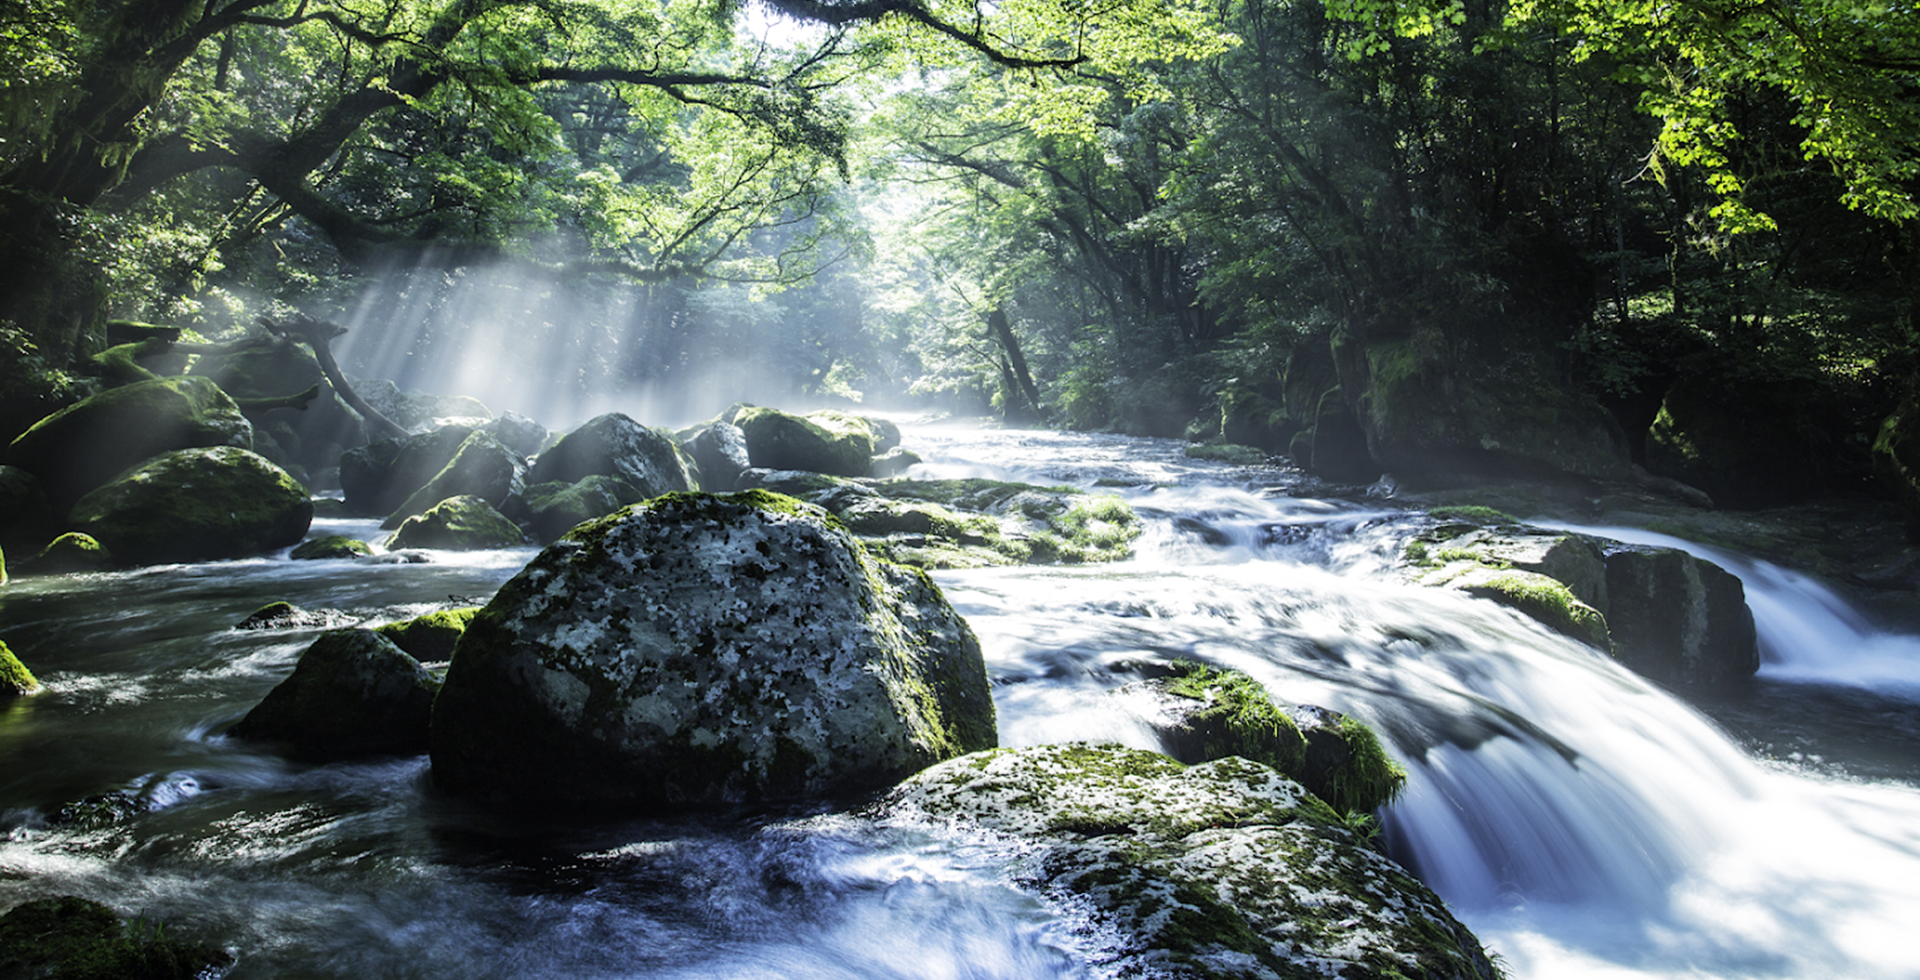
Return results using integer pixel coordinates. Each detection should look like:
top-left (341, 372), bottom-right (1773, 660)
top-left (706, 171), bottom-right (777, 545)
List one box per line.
top-left (430, 490), bottom-right (997, 807)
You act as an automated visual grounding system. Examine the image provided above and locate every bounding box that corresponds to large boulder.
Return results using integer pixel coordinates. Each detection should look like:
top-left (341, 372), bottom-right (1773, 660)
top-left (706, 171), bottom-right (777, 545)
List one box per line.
top-left (806, 409), bottom-right (900, 454)
top-left (384, 495), bottom-right (526, 551)
top-left (486, 410), bottom-right (550, 458)
top-left (339, 424), bottom-right (477, 517)
top-left (522, 475), bottom-right (648, 543)
top-left (382, 430), bottom-right (529, 529)
top-left (430, 490), bottom-right (996, 807)
top-left (4, 376), bottom-right (252, 508)
top-left (230, 629), bottom-right (440, 759)
top-left (69, 447), bottom-right (311, 565)
top-left (880, 744), bottom-right (1498, 980)
top-left (528, 412), bottom-right (693, 496)
top-left (1603, 545), bottom-right (1758, 686)
top-left (732, 406), bottom-right (873, 477)
top-left (680, 420), bottom-right (750, 492)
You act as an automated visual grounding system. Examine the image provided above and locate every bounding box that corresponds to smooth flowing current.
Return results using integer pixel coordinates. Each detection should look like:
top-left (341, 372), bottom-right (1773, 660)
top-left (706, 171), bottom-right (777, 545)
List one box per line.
top-left (4, 423), bottom-right (1919, 979)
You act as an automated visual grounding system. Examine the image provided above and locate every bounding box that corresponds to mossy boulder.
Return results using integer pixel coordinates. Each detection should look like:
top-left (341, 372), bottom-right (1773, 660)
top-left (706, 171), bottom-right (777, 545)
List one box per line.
top-left (528, 412), bottom-right (693, 496)
top-left (2, 639), bottom-right (38, 697)
top-left (795, 479), bottom-right (1142, 570)
top-left (880, 744), bottom-right (1497, 980)
top-left (289, 534), bottom-right (374, 560)
top-left (3, 375), bottom-right (253, 508)
top-left (13, 533), bottom-right (113, 576)
top-left (429, 490), bottom-right (996, 808)
top-left (69, 447), bottom-right (311, 566)
top-left (383, 495), bottom-right (526, 551)
top-left (484, 410), bottom-right (550, 458)
top-left (732, 406), bottom-right (873, 477)
top-left (339, 424), bottom-right (477, 517)
top-left (374, 607), bottom-right (478, 663)
top-left (677, 420), bottom-right (751, 492)
top-left (522, 475), bottom-right (648, 543)
top-left (381, 430), bottom-right (528, 529)
top-left (229, 628), bottom-right (441, 758)
top-left (0, 895), bottom-right (230, 980)
top-left (1134, 662), bottom-right (1406, 816)
top-left (1603, 545), bottom-right (1758, 686)
top-left (1182, 442), bottom-right (1270, 466)
top-left (806, 409), bottom-right (900, 454)
top-left (1457, 568), bottom-right (1613, 650)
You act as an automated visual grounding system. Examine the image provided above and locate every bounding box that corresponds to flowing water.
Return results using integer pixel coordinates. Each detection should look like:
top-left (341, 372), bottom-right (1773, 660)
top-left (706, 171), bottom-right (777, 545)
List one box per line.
top-left (3, 423), bottom-right (1918, 979)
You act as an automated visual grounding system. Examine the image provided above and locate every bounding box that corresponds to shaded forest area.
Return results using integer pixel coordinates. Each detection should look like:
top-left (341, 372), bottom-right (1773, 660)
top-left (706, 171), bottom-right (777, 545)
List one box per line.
top-left (3, 0), bottom-right (1917, 516)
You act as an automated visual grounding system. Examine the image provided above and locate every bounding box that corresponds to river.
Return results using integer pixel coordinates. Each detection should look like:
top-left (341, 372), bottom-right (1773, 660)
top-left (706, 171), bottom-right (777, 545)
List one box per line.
top-left (3, 422), bottom-right (1917, 979)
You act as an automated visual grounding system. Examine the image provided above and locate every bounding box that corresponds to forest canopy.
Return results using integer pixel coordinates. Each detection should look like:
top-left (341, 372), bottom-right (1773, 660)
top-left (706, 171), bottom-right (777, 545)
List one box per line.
top-left (1, 0), bottom-right (1915, 505)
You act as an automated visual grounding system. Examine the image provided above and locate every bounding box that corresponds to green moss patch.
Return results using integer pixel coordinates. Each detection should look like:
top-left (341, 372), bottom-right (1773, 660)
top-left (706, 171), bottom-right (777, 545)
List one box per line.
top-left (290, 534), bottom-right (374, 560)
top-left (1428, 505), bottom-right (1520, 525)
top-left (0, 895), bottom-right (230, 980)
top-left (375, 607), bottom-right (478, 662)
top-left (1461, 570), bottom-right (1611, 650)
top-left (1, 639), bottom-right (39, 696)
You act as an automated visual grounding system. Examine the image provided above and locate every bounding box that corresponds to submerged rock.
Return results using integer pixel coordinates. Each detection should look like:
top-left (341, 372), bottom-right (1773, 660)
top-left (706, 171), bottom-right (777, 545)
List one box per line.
top-left (3, 375), bottom-right (253, 508)
top-left (234, 600), bottom-right (339, 630)
top-left (230, 629), bottom-right (440, 758)
top-left (880, 744), bottom-right (1497, 980)
top-left (384, 495), bottom-right (526, 551)
top-left (0, 895), bottom-right (230, 980)
top-left (430, 490), bottom-right (996, 808)
top-left (69, 446), bottom-right (311, 566)
top-left (528, 412), bottom-right (692, 497)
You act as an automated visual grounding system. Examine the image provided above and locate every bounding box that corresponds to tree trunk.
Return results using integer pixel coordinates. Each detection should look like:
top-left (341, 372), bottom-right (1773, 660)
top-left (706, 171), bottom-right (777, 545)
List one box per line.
top-left (987, 308), bottom-right (1043, 419)
top-left (261, 315), bottom-right (410, 442)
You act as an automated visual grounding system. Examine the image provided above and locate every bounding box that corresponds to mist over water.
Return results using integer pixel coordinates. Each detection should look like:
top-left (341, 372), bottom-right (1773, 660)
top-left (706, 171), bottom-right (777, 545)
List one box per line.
top-left (3, 422), bottom-right (1918, 978)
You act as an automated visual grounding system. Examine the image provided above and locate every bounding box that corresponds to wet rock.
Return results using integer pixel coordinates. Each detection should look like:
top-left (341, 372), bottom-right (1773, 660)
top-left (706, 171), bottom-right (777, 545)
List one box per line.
top-left (807, 409), bottom-right (899, 454)
top-left (235, 600), bottom-right (338, 630)
top-left (289, 534), bottom-right (374, 560)
top-left (1, 639), bottom-right (38, 696)
top-left (1182, 442), bottom-right (1270, 466)
top-left (1129, 662), bottom-right (1406, 815)
top-left (230, 628), bottom-right (440, 758)
top-left (485, 410), bottom-right (550, 458)
top-left (867, 445), bottom-right (921, 478)
top-left (373, 607), bottom-right (478, 663)
top-left (383, 495), bottom-right (526, 551)
top-left (731, 468), bottom-right (852, 497)
top-left (732, 406), bottom-right (873, 477)
top-left (528, 412), bottom-right (693, 497)
top-left (0, 895), bottom-right (230, 980)
top-left (1455, 568), bottom-right (1612, 650)
top-left (4, 375), bottom-right (253, 509)
top-left (879, 744), bottom-right (1497, 980)
top-left (353, 377), bottom-right (492, 431)
top-left (381, 430), bottom-right (529, 529)
top-left (522, 475), bottom-right (649, 543)
top-left (339, 424), bottom-right (477, 517)
top-left (681, 420), bottom-right (750, 492)
top-left (70, 447), bottom-right (311, 566)
top-left (13, 532), bottom-right (113, 575)
top-left (1603, 545), bottom-right (1758, 686)
top-left (430, 490), bottom-right (996, 808)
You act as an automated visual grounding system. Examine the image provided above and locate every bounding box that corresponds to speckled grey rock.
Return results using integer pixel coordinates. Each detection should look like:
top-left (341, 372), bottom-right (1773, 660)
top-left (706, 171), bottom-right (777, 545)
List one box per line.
top-left (528, 412), bottom-right (693, 496)
top-left (231, 629), bottom-right (440, 758)
top-left (429, 490), bottom-right (996, 808)
top-left (881, 743), bottom-right (1497, 980)
top-left (682, 420), bottom-right (751, 492)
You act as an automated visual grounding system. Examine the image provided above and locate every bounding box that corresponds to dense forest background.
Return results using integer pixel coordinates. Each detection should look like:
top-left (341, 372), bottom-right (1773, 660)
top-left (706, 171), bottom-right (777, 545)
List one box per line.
top-left (3, 0), bottom-right (1916, 510)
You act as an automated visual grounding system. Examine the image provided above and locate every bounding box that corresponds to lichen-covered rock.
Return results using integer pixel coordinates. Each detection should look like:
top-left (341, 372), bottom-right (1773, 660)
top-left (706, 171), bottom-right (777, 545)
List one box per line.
top-left (880, 744), bottom-right (1497, 980)
top-left (374, 607), bottom-right (478, 663)
top-left (383, 495), bottom-right (526, 551)
top-left (1132, 662), bottom-right (1406, 816)
top-left (2, 639), bottom-right (38, 696)
top-left (13, 532), bottom-right (113, 575)
top-left (733, 406), bottom-right (873, 477)
top-left (1603, 545), bottom-right (1758, 686)
top-left (528, 412), bottom-right (693, 496)
top-left (681, 420), bottom-right (751, 492)
top-left (429, 490), bottom-right (996, 807)
top-left (289, 534), bottom-right (374, 560)
top-left (339, 424), bottom-right (477, 517)
top-left (0, 895), bottom-right (230, 980)
top-left (230, 628), bottom-right (440, 758)
top-left (4, 375), bottom-right (253, 508)
top-left (523, 475), bottom-right (648, 543)
top-left (382, 430), bottom-right (529, 529)
top-left (69, 447), bottom-right (311, 566)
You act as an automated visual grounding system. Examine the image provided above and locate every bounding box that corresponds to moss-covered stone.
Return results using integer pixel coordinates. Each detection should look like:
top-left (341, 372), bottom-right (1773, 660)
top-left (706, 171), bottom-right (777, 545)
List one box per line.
top-left (522, 474), bottom-right (648, 543)
top-left (339, 424), bottom-right (477, 517)
top-left (382, 430), bottom-right (528, 529)
top-left (289, 534), bottom-right (374, 560)
top-left (1183, 442), bottom-right (1271, 466)
top-left (527, 412), bottom-right (692, 496)
top-left (1, 639), bottom-right (39, 696)
top-left (3, 375), bottom-right (253, 508)
top-left (0, 895), bottom-right (231, 980)
top-left (881, 744), bottom-right (1496, 980)
top-left (374, 607), bottom-right (478, 662)
top-left (798, 479), bottom-right (1141, 570)
top-left (1459, 568), bottom-right (1612, 650)
top-left (733, 406), bottom-right (873, 477)
top-left (384, 495), bottom-right (526, 551)
top-left (429, 490), bottom-right (995, 808)
top-left (230, 628), bottom-right (441, 759)
top-left (14, 532), bottom-right (113, 575)
top-left (70, 446), bottom-right (312, 566)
